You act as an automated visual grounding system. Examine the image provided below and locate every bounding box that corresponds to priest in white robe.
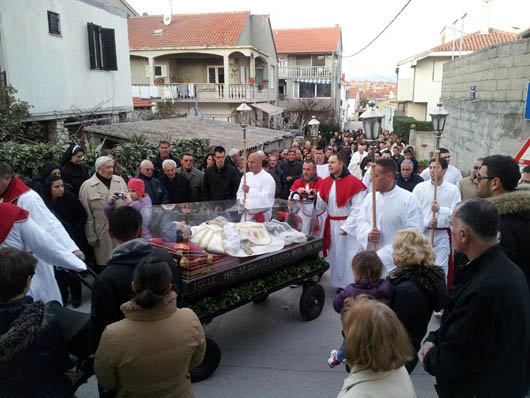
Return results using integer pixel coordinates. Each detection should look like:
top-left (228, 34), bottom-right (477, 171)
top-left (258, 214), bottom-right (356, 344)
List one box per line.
top-left (0, 203), bottom-right (86, 304)
top-left (316, 154), bottom-right (366, 289)
top-left (355, 159), bottom-right (424, 274)
top-left (237, 152), bottom-right (276, 222)
top-left (413, 158), bottom-right (461, 278)
top-left (347, 145), bottom-right (368, 179)
top-left (420, 148), bottom-right (462, 186)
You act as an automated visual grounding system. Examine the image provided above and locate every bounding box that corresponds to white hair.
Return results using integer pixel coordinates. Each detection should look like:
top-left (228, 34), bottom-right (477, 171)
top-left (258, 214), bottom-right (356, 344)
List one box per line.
top-left (162, 159), bottom-right (177, 169)
top-left (401, 159), bottom-right (413, 169)
top-left (95, 156), bottom-right (113, 170)
top-left (140, 159), bottom-right (153, 169)
top-left (228, 148), bottom-right (239, 157)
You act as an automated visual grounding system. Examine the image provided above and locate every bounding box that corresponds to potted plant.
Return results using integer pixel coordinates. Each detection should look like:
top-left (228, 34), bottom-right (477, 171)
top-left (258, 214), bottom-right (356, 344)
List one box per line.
top-left (261, 79), bottom-right (268, 86)
top-left (154, 77), bottom-right (165, 84)
top-left (248, 78), bottom-right (255, 84)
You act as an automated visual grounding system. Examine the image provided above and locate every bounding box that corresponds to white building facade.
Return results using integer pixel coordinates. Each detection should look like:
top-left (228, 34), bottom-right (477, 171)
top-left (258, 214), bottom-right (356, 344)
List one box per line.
top-left (0, 0), bottom-right (133, 133)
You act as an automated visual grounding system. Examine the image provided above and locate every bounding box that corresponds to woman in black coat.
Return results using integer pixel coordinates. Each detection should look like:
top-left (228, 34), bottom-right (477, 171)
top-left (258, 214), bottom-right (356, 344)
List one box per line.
top-left (30, 163), bottom-right (62, 197)
top-left (44, 175), bottom-right (88, 307)
top-left (60, 144), bottom-right (90, 196)
top-left (387, 229), bottom-right (448, 374)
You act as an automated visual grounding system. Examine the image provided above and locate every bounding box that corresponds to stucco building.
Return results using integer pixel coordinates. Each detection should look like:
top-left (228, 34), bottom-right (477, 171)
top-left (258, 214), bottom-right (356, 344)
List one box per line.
top-left (273, 27), bottom-right (343, 124)
top-left (128, 11), bottom-right (279, 123)
top-left (0, 0), bottom-right (133, 138)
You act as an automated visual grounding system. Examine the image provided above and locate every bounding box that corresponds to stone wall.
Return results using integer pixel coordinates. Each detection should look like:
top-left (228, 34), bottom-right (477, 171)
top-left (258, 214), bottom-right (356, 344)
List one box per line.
top-left (441, 38), bottom-right (530, 175)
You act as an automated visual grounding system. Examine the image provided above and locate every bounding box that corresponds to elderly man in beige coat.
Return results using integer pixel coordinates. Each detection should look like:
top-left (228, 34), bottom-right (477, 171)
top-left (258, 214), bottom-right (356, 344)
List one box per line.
top-left (79, 156), bottom-right (127, 267)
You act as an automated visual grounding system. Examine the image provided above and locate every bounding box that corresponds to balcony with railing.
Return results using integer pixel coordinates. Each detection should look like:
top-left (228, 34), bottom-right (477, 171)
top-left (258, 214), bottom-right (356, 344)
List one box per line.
top-left (131, 83), bottom-right (276, 102)
top-left (278, 65), bottom-right (332, 79)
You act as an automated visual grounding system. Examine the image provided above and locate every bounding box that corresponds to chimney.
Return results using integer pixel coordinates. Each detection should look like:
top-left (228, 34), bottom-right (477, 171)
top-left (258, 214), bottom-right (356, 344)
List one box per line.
top-left (480, 0), bottom-right (492, 34)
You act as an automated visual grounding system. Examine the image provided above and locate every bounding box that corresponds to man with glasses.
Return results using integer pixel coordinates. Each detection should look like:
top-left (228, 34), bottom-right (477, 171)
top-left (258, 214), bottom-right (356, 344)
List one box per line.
top-left (202, 146), bottom-right (240, 201)
top-left (177, 153), bottom-right (203, 202)
top-left (458, 158), bottom-right (483, 200)
top-left (138, 160), bottom-right (169, 205)
top-left (475, 155), bottom-right (530, 290)
top-left (420, 148), bottom-right (462, 186)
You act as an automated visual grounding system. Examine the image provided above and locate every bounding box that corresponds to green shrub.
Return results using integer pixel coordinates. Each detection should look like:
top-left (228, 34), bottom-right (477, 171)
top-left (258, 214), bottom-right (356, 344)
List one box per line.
top-left (1, 135), bottom-right (212, 181)
top-left (0, 85), bottom-right (43, 143)
top-left (0, 141), bottom-right (66, 180)
top-left (393, 116), bottom-right (432, 144)
top-left (319, 122), bottom-right (341, 141)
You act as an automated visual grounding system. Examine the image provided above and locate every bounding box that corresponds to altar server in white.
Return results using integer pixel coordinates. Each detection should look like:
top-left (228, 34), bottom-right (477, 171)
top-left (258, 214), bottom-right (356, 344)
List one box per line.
top-left (413, 157), bottom-right (461, 278)
top-left (0, 161), bottom-right (84, 260)
top-left (237, 152), bottom-right (276, 222)
top-left (355, 159), bottom-right (424, 274)
top-left (0, 203), bottom-right (87, 304)
top-left (347, 144), bottom-right (368, 179)
top-left (316, 154), bottom-right (366, 289)
top-left (420, 148), bottom-right (462, 186)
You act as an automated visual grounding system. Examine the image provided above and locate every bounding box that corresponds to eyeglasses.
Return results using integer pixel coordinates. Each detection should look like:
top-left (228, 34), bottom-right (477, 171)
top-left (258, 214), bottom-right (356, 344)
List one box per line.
top-left (473, 166), bottom-right (480, 170)
top-left (474, 174), bottom-right (495, 182)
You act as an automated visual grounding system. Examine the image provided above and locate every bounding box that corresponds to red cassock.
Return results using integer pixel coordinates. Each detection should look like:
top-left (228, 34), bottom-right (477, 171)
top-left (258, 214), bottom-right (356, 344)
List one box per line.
top-left (319, 174), bottom-right (366, 257)
top-left (290, 177), bottom-right (322, 193)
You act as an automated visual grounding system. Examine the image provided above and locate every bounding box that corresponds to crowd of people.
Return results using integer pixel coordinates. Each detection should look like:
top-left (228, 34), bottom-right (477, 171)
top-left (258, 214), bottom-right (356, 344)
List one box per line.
top-left (1, 127), bottom-right (530, 397)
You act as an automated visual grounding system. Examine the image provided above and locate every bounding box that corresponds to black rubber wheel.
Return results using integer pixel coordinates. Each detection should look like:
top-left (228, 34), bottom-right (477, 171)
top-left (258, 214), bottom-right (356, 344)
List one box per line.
top-left (190, 338), bottom-right (221, 383)
top-left (253, 292), bottom-right (269, 303)
top-left (299, 284), bottom-right (325, 321)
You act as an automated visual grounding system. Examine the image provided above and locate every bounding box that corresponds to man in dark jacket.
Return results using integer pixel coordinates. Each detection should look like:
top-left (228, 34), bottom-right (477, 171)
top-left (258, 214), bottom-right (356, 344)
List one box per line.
top-left (476, 154), bottom-right (530, 290)
top-left (0, 248), bottom-right (75, 398)
top-left (269, 156), bottom-right (289, 199)
top-left (202, 146), bottom-right (240, 201)
top-left (280, 149), bottom-right (302, 190)
top-left (90, 206), bottom-right (181, 352)
top-left (419, 198), bottom-right (530, 398)
top-left (137, 160), bottom-right (169, 205)
top-left (395, 159), bottom-right (424, 192)
top-left (151, 141), bottom-right (181, 179)
top-left (159, 159), bottom-right (192, 204)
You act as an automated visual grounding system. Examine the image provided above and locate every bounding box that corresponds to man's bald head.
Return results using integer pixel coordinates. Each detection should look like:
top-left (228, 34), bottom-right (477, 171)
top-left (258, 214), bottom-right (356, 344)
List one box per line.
top-left (248, 152), bottom-right (263, 174)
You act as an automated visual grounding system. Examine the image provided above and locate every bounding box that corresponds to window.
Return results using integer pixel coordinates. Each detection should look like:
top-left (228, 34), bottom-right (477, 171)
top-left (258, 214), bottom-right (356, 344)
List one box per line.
top-left (87, 23), bottom-right (117, 71)
top-left (48, 11), bottom-right (61, 35)
top-left (155, 66), bottom-right (162, 76)
top-left (255, 67), bottom-right (264, 84)
top-left (311, 55), bottom-right (325, 67)
top-left (207, 66), bottom-right (224, 83)
top-left (297, 82), bottom-right (332, 98)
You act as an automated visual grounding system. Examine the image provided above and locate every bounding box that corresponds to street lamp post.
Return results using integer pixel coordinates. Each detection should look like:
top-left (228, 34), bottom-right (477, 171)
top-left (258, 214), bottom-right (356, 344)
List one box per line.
top-left (428, 100), bottom-right (449, 244)
top-left (360, 101), bottom-right (384, 251)
top-left (236, 102), bottom-right (253, 204)
top-left (307, 115), bottom-right (320, 148)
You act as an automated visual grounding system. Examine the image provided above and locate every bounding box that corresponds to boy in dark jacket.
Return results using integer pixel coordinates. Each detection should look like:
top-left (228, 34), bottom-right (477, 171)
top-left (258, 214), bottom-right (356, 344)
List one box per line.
top-left (0, 248), bottom-right (75, 398)
top-left (328, 251), bottom-right (393, 367)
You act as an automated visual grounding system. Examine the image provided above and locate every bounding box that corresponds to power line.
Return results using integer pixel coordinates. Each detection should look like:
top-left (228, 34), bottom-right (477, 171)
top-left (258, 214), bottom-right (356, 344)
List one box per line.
top-left (341, 0), bottom-right (412, 59)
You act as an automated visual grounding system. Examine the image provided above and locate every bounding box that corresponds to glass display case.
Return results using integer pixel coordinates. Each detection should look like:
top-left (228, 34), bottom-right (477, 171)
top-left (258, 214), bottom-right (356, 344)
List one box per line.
top-left (145, 199), bottom-right (324, 299)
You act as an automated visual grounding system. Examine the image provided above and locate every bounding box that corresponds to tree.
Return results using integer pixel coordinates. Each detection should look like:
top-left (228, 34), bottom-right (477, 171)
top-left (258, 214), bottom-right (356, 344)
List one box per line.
top-left (0, 85), bottom-right (41, 142)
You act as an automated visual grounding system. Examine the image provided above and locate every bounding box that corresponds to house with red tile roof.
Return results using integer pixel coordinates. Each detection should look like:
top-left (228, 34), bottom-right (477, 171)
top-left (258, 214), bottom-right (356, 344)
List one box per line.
top-left (273, 27), bottom-right (342, 125)
top-left (128, 11), bottom-right (280, 123)
top-left (396, 27), bottom-right (517, 121)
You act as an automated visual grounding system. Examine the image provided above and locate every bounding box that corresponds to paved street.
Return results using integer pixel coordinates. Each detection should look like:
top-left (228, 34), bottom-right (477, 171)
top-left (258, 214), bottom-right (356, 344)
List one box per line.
top-left (76, 270), bottom-right (440, 398)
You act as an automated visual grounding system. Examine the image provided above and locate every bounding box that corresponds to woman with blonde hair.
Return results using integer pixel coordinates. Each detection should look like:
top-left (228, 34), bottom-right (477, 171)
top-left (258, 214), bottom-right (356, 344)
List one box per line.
top-left (387, 229), bottom-right (448, 373)
top-left (338, 296), bottom-right (416, 398)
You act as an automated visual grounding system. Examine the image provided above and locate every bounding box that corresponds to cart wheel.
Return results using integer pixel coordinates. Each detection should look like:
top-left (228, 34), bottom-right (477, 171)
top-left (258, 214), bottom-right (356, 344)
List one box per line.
top-left (190, 338), bottom-right (221, 383)
top-left (253, 292), bottom-right (269, 303)
top-left (299, 284), bottom-right (325, 321)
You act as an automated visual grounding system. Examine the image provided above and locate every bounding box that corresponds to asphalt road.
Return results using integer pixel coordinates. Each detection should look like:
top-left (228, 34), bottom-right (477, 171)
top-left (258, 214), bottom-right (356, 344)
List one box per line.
top-left (75, 270), bottom-right (440, 398)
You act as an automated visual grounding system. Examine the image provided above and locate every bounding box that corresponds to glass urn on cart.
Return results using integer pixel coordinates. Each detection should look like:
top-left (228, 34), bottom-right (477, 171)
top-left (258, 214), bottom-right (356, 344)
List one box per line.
top-left (146, 198), bottom-right (328, 381)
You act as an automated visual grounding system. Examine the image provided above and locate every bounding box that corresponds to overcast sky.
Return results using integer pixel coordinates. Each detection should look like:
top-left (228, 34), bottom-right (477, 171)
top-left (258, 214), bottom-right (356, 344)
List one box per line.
top-left (127, 0), bottom-right (530, 82)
